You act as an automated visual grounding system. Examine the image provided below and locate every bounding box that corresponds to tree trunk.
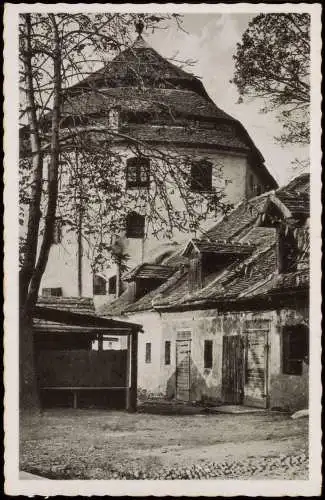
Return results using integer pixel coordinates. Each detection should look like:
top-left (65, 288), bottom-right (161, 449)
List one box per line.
top-left (24, 14), bottom-right (62, 314)
top-left (19, 311), bottom-right (40, 411)
top-left (19, 15), bottom-right (62, 410)
top-left (19, 14), bottom-right (43, 308)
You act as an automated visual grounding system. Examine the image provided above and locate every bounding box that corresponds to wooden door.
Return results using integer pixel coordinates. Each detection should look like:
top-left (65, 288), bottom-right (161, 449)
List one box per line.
top-left (243, 321), bottom-right (270, 408)
top-left (175, 340), bottom-right (191, 401)
top-left (222, 335), bottom-right (244, 404)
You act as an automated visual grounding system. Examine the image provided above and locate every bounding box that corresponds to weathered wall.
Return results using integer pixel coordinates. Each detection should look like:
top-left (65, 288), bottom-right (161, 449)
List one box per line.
top-left (269, 307), bottom-right (309, 410)
top-left (161, 309), bottom-right (224, 403)
top-left (38, 146), bottom-right (252, 300)
top-left (132, 305), bottom-right (309, 410)
top-left (126, 311), bottom-right (164, 398)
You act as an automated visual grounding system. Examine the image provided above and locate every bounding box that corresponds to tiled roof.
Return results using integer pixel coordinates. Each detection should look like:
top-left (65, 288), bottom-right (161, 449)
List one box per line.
top-left (36, 296), bottom-right (95, 314)
top-left (123, 263), bottom-right (175, 281)
top-left (97, 289), bottom-right (132, 317)
top-left (116, 174), bottom-right (309, 313)
top-left (119, 123), bottom-right (250, 151)
top-left (205, 195), bottom-right (269, 242)
top-left (239, 269), bottom-right (309, 299)
top-left (184, 239), bottom-right (252, 256)
top-left (34, 296), bottom-right (96, 329)
top-left (282, 173), bottom-right (309, 194)
top-left (67, 35), bottom-right (211, 99)
top-left (276, 190), bottom-right (309, 216)
top-left (62, 87), bottom-right (234, 122)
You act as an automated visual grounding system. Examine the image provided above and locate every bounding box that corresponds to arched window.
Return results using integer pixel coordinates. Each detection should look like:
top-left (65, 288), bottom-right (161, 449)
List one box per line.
top-left (93, 274), bottom-right (106, 295)
top-left (190, 160), bottom-right (212, 192)
top-left (126, 157), bottom-right (150, 188)
top-left (126, 211), bottom-right (145, 239)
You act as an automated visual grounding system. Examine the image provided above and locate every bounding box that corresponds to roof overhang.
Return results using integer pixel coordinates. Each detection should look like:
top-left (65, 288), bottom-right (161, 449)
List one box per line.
top-left (32, 306), bottom-right (143, 335)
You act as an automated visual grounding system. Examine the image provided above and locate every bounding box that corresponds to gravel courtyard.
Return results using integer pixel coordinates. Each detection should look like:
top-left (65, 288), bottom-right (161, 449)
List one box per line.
top-left (19, 409), bottom-right (309, 480)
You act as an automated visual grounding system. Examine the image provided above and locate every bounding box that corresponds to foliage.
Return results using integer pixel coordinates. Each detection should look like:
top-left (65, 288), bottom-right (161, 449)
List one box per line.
top-left (232, 13), bottom-right (310, 145)
top-left (19, 12), bottom-right (230, 310)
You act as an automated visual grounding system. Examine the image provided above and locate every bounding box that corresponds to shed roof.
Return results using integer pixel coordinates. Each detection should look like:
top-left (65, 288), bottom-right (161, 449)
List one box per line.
top-left (33, 297), bottom-right (142, 334)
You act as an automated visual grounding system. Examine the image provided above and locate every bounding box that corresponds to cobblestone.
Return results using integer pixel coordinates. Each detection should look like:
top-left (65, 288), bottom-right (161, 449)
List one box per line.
top-left (113, 450), bottom-right (308, 480)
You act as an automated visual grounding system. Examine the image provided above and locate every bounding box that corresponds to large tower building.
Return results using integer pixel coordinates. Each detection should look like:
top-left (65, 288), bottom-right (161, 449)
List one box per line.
top-left (38, 29), bottom-right (277, 308)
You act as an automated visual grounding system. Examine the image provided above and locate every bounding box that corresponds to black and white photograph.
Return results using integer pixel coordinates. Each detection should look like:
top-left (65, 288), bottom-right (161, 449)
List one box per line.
top-left (3, 3), bottom-right (322, 496)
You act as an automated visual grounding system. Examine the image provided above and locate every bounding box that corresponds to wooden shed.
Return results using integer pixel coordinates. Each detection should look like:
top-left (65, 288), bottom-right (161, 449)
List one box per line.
top-left (33, 297), bottom-right (142, 411)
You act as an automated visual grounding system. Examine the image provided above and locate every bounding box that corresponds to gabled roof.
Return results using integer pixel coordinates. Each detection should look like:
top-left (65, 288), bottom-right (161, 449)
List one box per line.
top-left (182, 239), bottom-right (252, 258)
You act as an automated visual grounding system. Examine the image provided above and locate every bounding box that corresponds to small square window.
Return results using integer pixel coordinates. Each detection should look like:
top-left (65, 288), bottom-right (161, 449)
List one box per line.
top-left (145, 342), bottom-right (151, 363)
top-left (42, 287), bottom-right (62, 297)
top-left (165, 341), bottom-right (171, 365)
top-left (93, 275), bottom-right (106, 295)
top-left (126, 157), bottom-right (150, 188)
top-left (126, 212), bottom-right (145, 239)
top-left (204, 340), bottom-right (213, 369)
top-left (191, 161), bottom-right (212, 192)
top-left (282, 325), bottom-right (309, 375)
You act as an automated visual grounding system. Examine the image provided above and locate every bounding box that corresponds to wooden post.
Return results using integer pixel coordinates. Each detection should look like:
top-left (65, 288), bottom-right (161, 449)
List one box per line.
top-left (126, 330), bottom-right (138, 412)
top-left (125, 334), bottom-right (131, 411)
top-left (73, 390), bottom-right (78, 409)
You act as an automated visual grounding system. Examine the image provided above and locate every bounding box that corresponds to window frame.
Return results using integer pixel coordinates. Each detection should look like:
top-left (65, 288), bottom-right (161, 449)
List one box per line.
top-left (145, 342), bottom-right (152, 364)
top-left (190, 160), bottom-right (213, 192)
top-left (126, 211), bottom-right (145, 239)
top-left (165, 340), bottom-right (171, 365)
top-left (126, 157), bottom-right (150, 189)
top-left (204, 339), bottom-right (213, 369)
top-left (93, 274), bottom-right (107, 295)
top-left (108, 275), bottom-right (117, 295)
top-left (42, 287), bottom-right (62, 297)
top-left (282, 325), bottom-right (309, 376)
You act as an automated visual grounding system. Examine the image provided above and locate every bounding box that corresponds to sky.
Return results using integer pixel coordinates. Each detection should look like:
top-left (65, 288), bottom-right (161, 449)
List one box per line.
top-left (141, 13), bottom-right (309, 187)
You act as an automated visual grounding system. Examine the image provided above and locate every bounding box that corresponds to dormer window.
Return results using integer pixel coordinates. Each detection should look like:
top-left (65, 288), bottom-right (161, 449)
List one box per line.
top-left (277, 225), bottom-right (299, 274)
top-left (126, 157), bottom-right (150, 189)
top-left (126, 211), bottom-right (145, 239)
top-left (190, 160), bottom-right (212, 192)
top-left (183, 239), bottom-right (252, 291)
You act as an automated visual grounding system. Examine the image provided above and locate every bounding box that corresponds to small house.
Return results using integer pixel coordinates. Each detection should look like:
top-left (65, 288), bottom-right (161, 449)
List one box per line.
top-left (102, 174), bottom-right (310, 410)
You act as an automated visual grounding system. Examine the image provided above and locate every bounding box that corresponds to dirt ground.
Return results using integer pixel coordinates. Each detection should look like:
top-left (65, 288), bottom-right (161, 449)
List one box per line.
top-left (19, 409), bottom-right (309, 479)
